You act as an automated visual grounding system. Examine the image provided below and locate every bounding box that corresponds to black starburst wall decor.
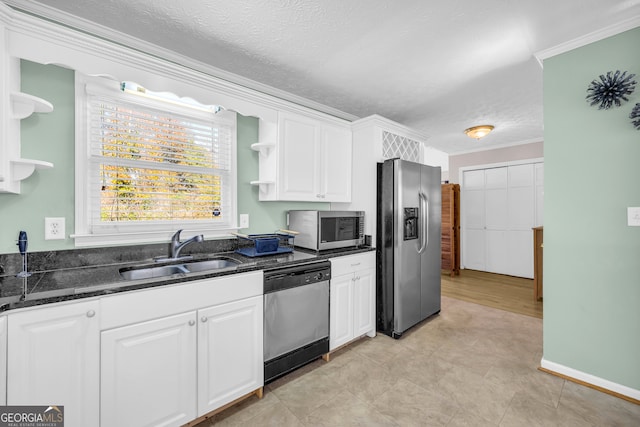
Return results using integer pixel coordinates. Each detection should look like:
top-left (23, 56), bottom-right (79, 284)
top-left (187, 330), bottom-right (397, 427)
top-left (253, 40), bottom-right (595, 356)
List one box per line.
top-left (585, 70), bottom-right (636, 110)
top-left (630, 103), bottom-right (640, 130)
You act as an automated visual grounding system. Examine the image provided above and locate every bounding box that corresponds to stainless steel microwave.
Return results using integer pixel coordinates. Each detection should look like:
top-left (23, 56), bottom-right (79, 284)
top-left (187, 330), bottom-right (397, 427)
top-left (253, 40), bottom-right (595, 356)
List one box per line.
top-left (288, 210), bottom-right (365, 251)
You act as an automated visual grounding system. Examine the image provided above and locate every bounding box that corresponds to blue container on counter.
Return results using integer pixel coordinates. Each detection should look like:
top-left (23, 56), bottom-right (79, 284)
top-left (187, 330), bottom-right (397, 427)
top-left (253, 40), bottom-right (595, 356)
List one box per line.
top-left (255, 237), bottom-right (280, 253)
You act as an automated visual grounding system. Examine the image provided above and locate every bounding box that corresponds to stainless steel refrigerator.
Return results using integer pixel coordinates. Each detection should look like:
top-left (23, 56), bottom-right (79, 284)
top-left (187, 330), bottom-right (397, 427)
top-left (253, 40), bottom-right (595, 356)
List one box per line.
top-left (377, 158), bottom-right (441, 338)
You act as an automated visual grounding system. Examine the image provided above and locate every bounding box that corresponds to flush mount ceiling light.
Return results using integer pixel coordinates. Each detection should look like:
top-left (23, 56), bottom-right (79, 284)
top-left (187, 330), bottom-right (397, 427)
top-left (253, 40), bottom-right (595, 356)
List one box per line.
top-left (464, 125), bottom-right (494, 140)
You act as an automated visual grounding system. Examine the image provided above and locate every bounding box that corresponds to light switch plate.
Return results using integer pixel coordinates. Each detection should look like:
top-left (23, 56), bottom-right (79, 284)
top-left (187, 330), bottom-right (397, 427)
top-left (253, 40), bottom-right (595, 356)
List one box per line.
top-left (239, 214), bottom-right (249, 229)
top-left (628, 207), bottom-right (640, 226)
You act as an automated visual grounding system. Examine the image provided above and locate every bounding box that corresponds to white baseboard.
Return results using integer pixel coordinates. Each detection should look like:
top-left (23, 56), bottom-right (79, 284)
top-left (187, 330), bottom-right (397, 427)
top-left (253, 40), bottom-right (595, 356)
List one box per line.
top-left (540, 358), bottom-right (640, 402)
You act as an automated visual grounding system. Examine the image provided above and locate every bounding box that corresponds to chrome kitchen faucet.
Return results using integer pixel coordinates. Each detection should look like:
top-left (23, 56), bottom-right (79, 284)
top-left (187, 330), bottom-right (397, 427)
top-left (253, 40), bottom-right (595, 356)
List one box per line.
top-left (168, 229), bottom-right (204, 259)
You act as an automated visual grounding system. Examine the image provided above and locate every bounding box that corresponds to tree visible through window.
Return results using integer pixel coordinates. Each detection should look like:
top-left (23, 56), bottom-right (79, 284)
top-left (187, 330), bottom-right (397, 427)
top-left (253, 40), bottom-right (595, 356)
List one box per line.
top-left (97, 104), bottom-right (224, 222)
top-left (81, 77), bottom-right (235, 235)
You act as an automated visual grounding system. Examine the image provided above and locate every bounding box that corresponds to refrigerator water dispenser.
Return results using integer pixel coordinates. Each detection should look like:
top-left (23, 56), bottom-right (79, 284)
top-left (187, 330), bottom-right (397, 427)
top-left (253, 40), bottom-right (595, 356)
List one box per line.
top-left (404, 207), bottom-right (419, 240)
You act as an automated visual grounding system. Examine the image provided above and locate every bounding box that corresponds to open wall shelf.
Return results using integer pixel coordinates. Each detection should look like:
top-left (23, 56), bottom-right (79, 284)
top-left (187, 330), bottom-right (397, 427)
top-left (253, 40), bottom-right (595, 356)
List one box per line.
top-left (11, 91), bottom-right (54, 119)
top-left (250, 142), bottom-right (275, 156)
top-left (1, 87), bottom-right (55, 193)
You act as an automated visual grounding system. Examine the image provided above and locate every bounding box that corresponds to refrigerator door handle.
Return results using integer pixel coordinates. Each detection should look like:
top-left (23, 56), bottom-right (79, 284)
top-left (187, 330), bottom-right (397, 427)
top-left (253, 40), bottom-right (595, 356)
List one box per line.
top-left (418, 192), bottom-right (428, 254)
top-left (425, 194), bottom-right (430, 249)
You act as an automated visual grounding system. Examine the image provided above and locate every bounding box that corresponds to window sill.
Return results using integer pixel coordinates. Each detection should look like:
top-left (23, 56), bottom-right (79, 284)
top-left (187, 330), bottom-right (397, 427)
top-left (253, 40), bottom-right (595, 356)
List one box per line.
top-left (72, 228), bottom-right (239, 248)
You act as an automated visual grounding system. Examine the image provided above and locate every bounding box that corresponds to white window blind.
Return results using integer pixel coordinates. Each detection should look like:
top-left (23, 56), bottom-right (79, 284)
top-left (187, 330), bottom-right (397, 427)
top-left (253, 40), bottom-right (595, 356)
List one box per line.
top-left (82, 77), bottom-right (235, 235)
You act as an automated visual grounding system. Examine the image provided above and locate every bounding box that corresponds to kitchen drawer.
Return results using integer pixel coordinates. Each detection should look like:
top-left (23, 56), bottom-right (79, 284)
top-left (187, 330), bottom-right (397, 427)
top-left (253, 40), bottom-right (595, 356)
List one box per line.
top-left (100, 270), bottom-right (263, 330)
top-left (330, 252), bottom-right (375, 277)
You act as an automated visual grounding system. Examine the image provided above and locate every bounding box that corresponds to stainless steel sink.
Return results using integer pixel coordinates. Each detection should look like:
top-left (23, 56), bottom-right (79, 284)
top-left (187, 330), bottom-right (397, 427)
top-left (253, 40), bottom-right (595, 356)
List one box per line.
top-left (119, 256), bottom-right (241, 280)
top-left (183, 257), bottom-right (240, 272)
top-left (120, 264), bottom-right (189, 281)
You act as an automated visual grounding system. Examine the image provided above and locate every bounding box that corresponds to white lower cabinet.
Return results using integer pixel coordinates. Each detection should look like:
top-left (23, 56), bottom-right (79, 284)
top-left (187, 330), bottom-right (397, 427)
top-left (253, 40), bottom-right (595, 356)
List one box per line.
top-left (352, 267), bottom-right (376, 338)
top-left (101, 296), bottom-right (263, 427)
top-left (330, 252), bottom-right (376, 351)
top-left (198, 296), bottom-right (263, 415)
top-left (0, 316), bottom-right (7, 405)
top-left (7, 300), bottom-right (100, 427)
top-left (101, 311), bottom-right (198, 427)
top-left (99, 272), bottom-right (263, 427)
top-left (329, 273), bottom-right (354, 349)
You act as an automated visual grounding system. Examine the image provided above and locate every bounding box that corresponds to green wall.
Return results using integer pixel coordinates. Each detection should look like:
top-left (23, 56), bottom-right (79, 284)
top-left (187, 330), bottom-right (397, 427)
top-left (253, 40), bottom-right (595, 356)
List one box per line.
top-left (0, 61), bottom-right (327, 254)
top-left (543, 27), bottom-right (640, 391)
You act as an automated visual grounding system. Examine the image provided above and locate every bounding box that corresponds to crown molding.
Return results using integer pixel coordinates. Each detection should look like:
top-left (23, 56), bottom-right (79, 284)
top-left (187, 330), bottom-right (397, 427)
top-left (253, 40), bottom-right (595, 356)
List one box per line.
top-left (535, 16), bottom-right (640, 67)
top-left (0, 1), bottom-right (13, 24)
top-left (352, 114), bottom-right (430, 142)
top-left (2, 0), bottom-right (359, 122)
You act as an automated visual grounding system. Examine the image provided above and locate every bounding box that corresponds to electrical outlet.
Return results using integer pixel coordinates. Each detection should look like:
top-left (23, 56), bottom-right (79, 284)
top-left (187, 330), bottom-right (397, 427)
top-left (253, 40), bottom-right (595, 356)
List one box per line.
top-left (239, 214), bottom-right (249, 229)
top-left (628, 207), bottom-right (640, 226)
top-left (45, 217), bottom-right (66, 240)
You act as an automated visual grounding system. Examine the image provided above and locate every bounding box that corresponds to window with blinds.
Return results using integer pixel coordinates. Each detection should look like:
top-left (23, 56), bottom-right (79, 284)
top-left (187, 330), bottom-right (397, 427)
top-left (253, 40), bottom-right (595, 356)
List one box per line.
top-left (77, 75), bottom-right (236, 238)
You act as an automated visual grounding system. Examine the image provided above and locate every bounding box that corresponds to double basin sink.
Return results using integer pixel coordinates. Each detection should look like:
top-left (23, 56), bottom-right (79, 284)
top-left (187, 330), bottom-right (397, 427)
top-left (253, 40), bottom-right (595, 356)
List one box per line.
top-left (119, 256), bottom-right (240, 281)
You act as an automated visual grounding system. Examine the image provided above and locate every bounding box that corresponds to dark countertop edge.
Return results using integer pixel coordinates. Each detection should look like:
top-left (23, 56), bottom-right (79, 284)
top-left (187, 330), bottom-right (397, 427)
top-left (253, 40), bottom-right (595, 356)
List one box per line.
top-left (0, 246), bottom-right (374, 313)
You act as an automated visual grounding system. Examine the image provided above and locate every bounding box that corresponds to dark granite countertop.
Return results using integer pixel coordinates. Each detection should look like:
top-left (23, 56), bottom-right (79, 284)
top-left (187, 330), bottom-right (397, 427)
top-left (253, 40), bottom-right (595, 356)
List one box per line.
top-left (0, 239), bottom-right (374, 313)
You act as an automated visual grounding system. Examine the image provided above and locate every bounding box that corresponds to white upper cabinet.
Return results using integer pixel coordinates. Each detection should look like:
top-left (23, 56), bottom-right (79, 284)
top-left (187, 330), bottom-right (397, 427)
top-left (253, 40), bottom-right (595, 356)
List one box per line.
top-left (252, 110), bottom-right (352, 202)
top-left (320, 124), bottom-right (353, 202)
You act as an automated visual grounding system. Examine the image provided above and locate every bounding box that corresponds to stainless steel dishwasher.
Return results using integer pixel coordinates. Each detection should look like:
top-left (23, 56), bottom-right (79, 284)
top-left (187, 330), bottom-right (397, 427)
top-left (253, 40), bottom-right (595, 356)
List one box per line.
top-left (263, 260), bottom-right (331, 383)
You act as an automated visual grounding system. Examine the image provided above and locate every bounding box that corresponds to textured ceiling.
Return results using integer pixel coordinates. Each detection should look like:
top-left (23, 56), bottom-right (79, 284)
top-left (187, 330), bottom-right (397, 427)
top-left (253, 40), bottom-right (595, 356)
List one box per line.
top-left (7, 0), bottom-right (640, 153)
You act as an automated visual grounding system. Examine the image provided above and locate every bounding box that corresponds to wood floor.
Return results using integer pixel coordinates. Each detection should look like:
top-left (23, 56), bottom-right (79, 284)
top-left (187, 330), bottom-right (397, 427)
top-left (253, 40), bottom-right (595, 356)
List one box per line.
top-left (441, 269), bottom-right (543, 319)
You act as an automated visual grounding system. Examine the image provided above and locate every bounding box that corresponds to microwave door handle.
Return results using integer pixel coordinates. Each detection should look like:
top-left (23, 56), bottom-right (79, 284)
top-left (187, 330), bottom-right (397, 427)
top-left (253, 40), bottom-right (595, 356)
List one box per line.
top-left (418, 192), bottom-right (427, 254)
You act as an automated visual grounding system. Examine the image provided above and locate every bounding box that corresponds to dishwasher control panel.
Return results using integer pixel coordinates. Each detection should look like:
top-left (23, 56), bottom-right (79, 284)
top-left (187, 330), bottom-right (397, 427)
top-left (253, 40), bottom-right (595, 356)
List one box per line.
top-left (263, 260), bottom-right (331, 293)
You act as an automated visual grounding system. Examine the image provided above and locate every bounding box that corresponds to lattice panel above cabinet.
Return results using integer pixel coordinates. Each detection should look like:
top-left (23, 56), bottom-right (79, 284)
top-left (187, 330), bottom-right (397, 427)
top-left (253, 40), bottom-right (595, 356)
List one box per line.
top-left (382, 131), bottom-right (420, 162)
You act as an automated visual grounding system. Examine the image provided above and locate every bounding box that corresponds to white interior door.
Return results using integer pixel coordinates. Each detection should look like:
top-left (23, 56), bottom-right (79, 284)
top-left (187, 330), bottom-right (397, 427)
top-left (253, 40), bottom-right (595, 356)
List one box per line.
top-left (481, 167), bottom-right (508, 274)
top-left (535, 163), bottom-right (544, 226)
top-left (508, 164), bottom-right (535, 229)
top-left (484, 167), bottom-right (508, 230)
top-left (508, 230), bottom-right (534, 277)
top-left (507, 164), bottom-right (535, 277)
top-left (462, 169), bottom-right (486, 270)
top-left (461, 161), bottom-right (542, 278)
top-left (486, 230), bottom-right (509, 274)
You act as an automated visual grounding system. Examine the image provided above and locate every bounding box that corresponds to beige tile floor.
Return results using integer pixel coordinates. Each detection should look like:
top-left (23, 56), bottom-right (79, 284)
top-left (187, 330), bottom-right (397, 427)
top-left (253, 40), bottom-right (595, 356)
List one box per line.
top-left (198, 296), bottom-right (640, 426)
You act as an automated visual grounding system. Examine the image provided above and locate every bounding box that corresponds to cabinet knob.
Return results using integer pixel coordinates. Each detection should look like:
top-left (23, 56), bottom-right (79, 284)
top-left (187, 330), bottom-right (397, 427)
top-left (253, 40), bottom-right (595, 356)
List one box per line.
top-left (86, 310), bottom-right (96, 318)
top-left (189, 320), bottom-right (196, 326)
top-left (201, 316), bottom-right (208, 323)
